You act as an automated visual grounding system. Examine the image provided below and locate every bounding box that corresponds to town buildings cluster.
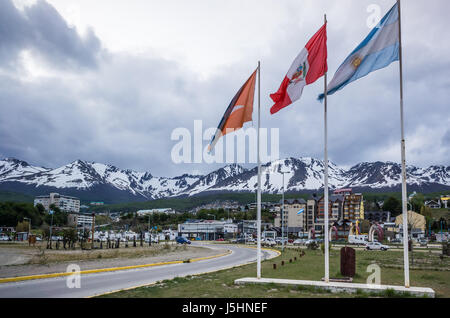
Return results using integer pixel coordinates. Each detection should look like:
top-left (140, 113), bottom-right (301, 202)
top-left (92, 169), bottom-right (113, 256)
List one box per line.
top-left (29, 189), bottom-right (448, 242)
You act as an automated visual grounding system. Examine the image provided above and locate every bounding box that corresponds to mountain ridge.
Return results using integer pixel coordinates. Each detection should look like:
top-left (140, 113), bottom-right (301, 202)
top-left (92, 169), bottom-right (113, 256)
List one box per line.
top-left (0, 157), bottom-right (449, 203)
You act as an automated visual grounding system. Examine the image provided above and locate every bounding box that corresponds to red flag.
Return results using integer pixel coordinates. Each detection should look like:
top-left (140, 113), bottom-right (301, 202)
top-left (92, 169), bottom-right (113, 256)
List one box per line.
top-left (270, 23), bottom-right (327, 115)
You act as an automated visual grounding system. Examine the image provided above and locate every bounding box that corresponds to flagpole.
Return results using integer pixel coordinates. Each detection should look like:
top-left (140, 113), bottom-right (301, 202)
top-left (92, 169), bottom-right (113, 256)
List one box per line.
top-left (397, 0), bottom-right (410, 288)
top-left (257, 61), bottom-right (262, 279)
top-left (323, 14), bottom-right (330, 284)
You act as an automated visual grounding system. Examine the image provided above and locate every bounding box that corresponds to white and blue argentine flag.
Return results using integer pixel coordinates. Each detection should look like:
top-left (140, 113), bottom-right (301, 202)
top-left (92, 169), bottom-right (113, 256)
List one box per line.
top-left (297, 208), bottom-right (305, 215)
top-left (318, 2), bottom-right (399, 100)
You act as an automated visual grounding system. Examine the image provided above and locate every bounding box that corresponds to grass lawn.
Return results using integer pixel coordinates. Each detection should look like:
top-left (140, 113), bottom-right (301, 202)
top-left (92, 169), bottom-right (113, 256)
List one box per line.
top-left (99, 247), bottom-right (450, 298)
top-left (432, 208), bottom-right (450, 221)
top-left (0, 241), bottom-right (191, 265)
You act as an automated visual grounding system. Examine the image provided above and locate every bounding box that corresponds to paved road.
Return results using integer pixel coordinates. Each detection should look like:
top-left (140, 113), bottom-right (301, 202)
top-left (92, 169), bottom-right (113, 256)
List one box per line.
top-left (0, 244), bottom-right (278, 298)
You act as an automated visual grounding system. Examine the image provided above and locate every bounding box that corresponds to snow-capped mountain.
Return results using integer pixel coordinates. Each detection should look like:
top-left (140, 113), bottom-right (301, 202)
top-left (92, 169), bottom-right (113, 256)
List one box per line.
top-left (0, 158), bottom-right (50, 179)
top-left (0, 157), bottom-right (449, 203)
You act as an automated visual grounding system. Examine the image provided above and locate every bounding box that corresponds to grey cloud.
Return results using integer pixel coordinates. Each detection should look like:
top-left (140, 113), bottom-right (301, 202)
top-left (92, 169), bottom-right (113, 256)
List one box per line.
top-left (0, 0), bottom-right (448, 178)
top-left (0, 0), bottom-right (101, 69)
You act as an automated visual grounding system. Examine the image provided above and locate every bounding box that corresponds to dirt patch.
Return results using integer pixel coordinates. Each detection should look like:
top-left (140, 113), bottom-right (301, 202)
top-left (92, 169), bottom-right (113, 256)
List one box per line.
top-left (0, 243), bottom-right (227, 278)
top-left (0, 248), bottom-right (34, 266)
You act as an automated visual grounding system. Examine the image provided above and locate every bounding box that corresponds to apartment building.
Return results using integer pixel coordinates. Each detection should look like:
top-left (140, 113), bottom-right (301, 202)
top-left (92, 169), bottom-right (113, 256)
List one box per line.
top-left (305, 197), bottom-right (319, 232)
top-left (314, 195), bottom-right (343, 233)
top-left (274, 198), bottom-right (307, 234)
top-left (68, 213), bottom-right (94, 228)
top-left (34, 193), bottom-right (80, 213)
top-left (343, 193), bottom-right (364, 222)
top-left (304, 189), bottom-right (365, 235)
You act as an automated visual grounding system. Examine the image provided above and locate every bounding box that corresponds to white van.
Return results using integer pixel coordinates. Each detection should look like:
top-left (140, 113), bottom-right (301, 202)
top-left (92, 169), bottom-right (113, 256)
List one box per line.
top-left (348, 235), bottom-right (368, 245)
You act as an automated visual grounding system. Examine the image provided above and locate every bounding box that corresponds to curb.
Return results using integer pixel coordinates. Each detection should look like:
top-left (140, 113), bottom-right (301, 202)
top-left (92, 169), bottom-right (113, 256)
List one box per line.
top-left (0, 249), bottom-right (232, 284)
top-left (88, 246), bottom-right (281, 298)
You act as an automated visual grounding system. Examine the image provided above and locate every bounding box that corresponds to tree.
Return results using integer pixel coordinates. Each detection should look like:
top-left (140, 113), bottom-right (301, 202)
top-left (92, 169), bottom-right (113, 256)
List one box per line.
top-left (420, 206), bottom-right (434, 235)
top-left (35, 203), bottom-right (45, 215)
top-left (0, 202), bottom-right (44, 227)
top-left (410, 193), bottom-right (425, 213)
top-left (44, 207), bottom-right (67, 227)
top-left (420, 206), bottom-right (432, 219)
top-left (16, 221), bottom-right (29, 232)
top-left (62, 228), bottom-right (78, 249)
top-left (383, 197), bottom-right (402, 217)
top-left (359, 219), bottom-right (371, 234)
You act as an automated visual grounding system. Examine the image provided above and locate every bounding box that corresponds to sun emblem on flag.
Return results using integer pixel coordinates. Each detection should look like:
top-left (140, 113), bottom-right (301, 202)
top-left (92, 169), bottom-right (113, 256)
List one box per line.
top-left (290, 62), bottom-right (307, 84)
top-left (352, 56), bottom-right (362, 69)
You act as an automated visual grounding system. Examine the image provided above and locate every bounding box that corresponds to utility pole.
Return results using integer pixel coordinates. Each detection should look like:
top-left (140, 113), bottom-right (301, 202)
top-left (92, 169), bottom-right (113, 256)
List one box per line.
top-left (48, 210), bottom-right (54, 249)
top-left (148, 214), bottom-right (151, 246)
top-left (91, 212), bottom-right (95, 249)
top-left (24, 217), bottom-right (31, 246)
top-left (280, 171), bottom-right (288, 252)
top-left (208, 214), bottom-right (216, 241)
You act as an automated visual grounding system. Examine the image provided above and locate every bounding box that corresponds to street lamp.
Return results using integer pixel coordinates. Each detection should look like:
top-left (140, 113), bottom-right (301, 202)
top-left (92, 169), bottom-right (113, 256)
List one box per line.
top-left (23, 217), bottom-right (31, 243)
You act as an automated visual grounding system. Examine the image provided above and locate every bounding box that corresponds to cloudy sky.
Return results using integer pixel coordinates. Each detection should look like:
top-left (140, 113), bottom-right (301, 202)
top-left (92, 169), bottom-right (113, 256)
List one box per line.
top-left (1, 0), bottom-right (449, 177)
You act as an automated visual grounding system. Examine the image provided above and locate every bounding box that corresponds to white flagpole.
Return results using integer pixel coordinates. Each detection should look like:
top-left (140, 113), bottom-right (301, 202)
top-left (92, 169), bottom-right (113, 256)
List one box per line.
top-left (257, 61), bottom-right (262, 279)
top-left (397, 0), bottom-right (410, 288)
top-left (323, 14), bottom-right (330, 284)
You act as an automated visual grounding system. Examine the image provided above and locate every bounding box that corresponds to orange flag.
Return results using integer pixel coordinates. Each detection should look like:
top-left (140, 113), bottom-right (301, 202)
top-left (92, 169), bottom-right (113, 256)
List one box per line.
top-left (209, 69), bottom-right (257, 151)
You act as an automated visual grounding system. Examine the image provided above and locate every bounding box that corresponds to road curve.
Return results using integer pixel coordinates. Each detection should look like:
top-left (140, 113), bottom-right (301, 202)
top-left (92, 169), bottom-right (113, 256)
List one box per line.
top-left (0, 244), bottom-right (279, 298)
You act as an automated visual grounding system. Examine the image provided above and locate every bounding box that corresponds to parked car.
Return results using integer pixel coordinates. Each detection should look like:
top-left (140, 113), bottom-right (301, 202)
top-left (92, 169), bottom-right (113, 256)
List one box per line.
top-left (365, 242), bottom-right (389, 251)
top-left (390, 238), bottom-right (402, 244)
top-left (262, 238), bottom-right (276, 247)
top-left (176, 236), bottom-right (191, 244)
top-left (0, 235), bottom-right (10, 241)
top-left (235, 238), bottom-right (246, 244)
top-left (276, 238), bottom-right (288, 245)
top-left (304, 239), bottom-right (315, 245)
top-left (419, 239), bottom-right (428, 247)
top-left (145, 236), bottom-right (159, 243)
top-left (293, 239), bottom-right (306, 246)
top-left (216, 238), bottom-right (224, 241)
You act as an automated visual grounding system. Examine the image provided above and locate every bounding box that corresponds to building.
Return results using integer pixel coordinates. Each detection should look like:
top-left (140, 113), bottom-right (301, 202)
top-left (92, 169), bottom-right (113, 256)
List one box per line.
top-left (395, 210), bottom-right (426, 232)
top-left (34, 193), bottom-right (80, 213)
top-left (343, 192), bottom-right (364, 222)
top-left (178, 220), bottom-right (230, 240)
top-left (305, 197), bottom-right (319, 232)
top-left (365, 211), bottom-right (391, 223)
top-left (68, 213), bottom-right (94, 228)
top-left (237, 220), bottom-right (258, 236)
top-left (90, 201), bottom-right (104, 206)
top-left (274, 199), bottom-right (307, 234)
top-left (136, 208), bottom-right (176, 216)
top-left (312, 195), bottom-right (343, 234)
top-left (0, 226), bottom-right (15, 234)
top-left (224, 223), bottom-right (238, 235)
top-left (333, 188), bottom-right (353, 196)
top-left (440, 196), bottom-right (450, 209)
top-left (424, 200), bottom-right (441, 209)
